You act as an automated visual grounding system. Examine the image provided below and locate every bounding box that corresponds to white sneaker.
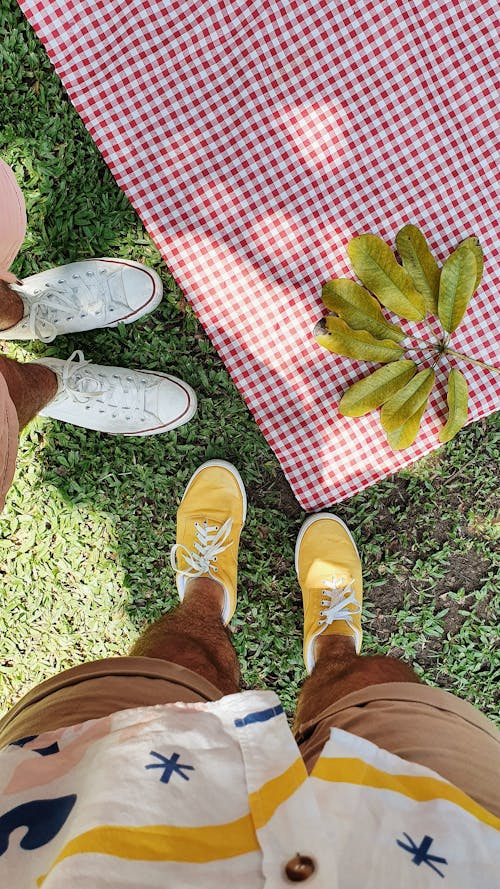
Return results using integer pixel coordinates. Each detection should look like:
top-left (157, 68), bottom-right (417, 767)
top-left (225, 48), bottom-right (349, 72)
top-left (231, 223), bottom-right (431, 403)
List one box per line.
top-left (36, 351), bottom-right (197, 435)
top-left (3, 258), bottom-right (163, 342)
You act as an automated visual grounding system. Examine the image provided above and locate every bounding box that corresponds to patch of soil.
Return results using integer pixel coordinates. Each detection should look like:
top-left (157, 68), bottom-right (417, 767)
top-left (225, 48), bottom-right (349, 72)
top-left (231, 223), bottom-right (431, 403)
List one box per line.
top-left (432, 552), bottom-right (492, 597)
top-left (247, 467), bottom-right (302, 519)
top-left (366, 548), bottom-right (494, 672)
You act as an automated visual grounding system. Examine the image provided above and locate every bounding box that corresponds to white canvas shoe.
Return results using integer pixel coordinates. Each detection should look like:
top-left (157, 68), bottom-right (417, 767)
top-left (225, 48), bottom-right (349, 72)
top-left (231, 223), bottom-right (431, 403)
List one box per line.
top-left (3, 258), bottom-right (163, 342)
top-left (36, 351), bottom-right (197, 436)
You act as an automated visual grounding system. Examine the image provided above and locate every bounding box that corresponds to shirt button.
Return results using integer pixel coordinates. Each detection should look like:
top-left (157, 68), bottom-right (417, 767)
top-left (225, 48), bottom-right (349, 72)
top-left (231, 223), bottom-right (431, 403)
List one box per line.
top-left (284, 854), bottom-right (316, 881)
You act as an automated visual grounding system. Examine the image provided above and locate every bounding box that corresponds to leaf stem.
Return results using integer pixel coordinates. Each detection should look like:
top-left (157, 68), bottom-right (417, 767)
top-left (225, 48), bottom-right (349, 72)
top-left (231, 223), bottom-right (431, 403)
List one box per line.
top-left (445, 348), bottom-right (500, 375)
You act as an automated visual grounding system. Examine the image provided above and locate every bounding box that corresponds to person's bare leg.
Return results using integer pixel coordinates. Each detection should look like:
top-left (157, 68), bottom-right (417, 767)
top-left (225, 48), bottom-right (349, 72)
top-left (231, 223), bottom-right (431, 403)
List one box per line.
top-left (0, 355), bottom-right (58, 428)
top-left (294, 635), bottom-right (419, 731)
top-left (130, 577), bottom-right (241, 695)
top-left (0, 280), bottom-right (23, 330)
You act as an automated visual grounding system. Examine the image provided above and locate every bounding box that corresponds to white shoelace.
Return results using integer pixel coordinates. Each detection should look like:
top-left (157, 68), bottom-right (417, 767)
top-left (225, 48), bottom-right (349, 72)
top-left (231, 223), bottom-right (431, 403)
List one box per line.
top-left (318, 577), bottom-right (360, 629)
top-left (52, 350), bottom-right (157, 417)
top-left (170, 518), bottom-right (233, 583)
top-left (20, 271), bottom-right (119, 342)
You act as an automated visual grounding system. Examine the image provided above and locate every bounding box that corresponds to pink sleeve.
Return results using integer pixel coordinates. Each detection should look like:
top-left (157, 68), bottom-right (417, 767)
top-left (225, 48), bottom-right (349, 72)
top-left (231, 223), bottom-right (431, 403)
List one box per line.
top-left (0, 158), bottom-right (27, 283)
top-left (0, 371), bottom-right (19, 510)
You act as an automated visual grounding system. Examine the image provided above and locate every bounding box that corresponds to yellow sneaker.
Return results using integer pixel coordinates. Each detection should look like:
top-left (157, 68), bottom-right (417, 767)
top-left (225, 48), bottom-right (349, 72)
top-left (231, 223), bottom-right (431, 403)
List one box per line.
top-left (295, 513), bottom-right (363, 673)
top-left (170, 460), bottom-right (247, 623)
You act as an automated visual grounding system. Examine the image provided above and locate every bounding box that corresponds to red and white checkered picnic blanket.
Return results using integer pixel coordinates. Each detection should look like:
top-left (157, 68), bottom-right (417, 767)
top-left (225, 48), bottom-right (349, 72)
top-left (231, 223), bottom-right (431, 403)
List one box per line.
top-left (18, 0), bottom-right (500, 510)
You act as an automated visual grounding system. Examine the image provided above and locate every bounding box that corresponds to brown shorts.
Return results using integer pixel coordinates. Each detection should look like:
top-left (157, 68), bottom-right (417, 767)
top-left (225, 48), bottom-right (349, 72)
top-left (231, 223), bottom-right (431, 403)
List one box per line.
top-left (0, 661), bottom-right (498, 817)
top-left (0, 371), bottom-right (19, 511)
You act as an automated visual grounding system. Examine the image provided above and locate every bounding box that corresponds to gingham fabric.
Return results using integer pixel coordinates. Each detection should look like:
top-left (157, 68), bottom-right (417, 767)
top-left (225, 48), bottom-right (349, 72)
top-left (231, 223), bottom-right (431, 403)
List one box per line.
top-left (17, 0), bottom-right (500, 510)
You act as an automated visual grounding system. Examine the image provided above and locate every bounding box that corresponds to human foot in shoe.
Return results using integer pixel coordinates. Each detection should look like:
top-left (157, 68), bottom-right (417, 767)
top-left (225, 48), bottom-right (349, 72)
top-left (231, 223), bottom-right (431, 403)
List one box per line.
top-left (295, 513), bottom-right (363, 673)
top-left (35, 350), bottom-right (197, 435)
top-left (170, 461), bottom-right (247, 624)
top-left (3, 258), bottom-right (162, 342)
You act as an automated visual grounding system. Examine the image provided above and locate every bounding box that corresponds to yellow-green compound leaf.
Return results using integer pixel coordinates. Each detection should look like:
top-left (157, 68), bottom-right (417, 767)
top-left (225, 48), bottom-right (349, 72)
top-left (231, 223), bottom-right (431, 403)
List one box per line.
top-left (315, 317), bottom-right (405, 363)
top-left (386, 401), bottom-right (427, 450)
top-left (347, 234), bottom-right (426, 322)
top-left (395, 224), bottom-right (440, 315)
top-left (322, 279), bottom-right (405, 342)
top-left (339, 360), bottom-right (418, 417)
top-left (438, 246), bottom-right (477, 333)
top-left (439, 368), bottom-right (469, 443)
top-left (380, 368), bottom-right (435, 432)
top-left (459, 236), bottom-right (483, 293)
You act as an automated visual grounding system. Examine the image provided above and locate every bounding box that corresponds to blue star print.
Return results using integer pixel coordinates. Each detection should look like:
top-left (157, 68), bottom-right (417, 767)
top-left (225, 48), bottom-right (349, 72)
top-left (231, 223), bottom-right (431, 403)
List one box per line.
top-left (145, 751), bottom-right (195, 784)
top-left (397, 833), bottom-right (448, 878)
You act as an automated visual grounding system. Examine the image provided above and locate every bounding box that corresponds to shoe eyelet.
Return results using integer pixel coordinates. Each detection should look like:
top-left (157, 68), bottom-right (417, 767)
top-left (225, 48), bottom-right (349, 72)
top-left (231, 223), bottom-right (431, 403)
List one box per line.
top-left (58, 279), bottom-right (64, 284)
top-left (213, 567), bottom-right (218, 572)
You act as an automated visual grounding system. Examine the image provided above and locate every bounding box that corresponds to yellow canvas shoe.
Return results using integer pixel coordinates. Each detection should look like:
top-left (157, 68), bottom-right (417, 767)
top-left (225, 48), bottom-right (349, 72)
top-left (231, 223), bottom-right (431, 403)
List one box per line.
top-left (170, 460), bottom-right (247, 623)
top-left (295, 513), bottom-right (363, 673)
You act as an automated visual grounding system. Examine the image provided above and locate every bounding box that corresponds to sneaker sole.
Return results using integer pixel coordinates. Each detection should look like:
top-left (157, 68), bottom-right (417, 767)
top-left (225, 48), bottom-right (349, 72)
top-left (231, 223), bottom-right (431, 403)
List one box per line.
top-left (294, 512), bottom-right (360, 575)
top-left (180, 460), bottom-right (247, 523)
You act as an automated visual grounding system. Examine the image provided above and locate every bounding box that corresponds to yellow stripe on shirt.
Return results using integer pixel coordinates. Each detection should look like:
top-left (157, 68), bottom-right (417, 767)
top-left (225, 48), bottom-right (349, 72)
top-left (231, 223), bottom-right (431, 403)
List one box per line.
top-left (312, 757), bottom-right (500, 831)
top-left (249, 756), bottom-right (308, 829)
top-left (38, 758), bottom-right (308, 884)
top-left (37, 816), bottom-right (259, 886)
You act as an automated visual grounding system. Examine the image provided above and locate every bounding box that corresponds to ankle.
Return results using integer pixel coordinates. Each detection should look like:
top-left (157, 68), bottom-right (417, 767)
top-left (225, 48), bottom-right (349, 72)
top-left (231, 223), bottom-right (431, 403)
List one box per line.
top-left (183, 577), bottom-right (226, 613)
top-left (0, 357), bottom-right (58, 427)
top-left (0, 282), bottom-right (24, 330)
top-left (314, 634), bottom-right (357, 663)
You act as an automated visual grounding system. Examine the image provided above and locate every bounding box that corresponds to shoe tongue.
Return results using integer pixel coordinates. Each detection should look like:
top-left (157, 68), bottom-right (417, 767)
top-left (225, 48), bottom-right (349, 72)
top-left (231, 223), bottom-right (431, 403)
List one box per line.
top-left (74, 373), bottom-right (102, 396)
top-left (307, 558), bottom-right (343, 587)
top-left (59, 366), bottom-right (104, 401)
top-left (37, 277), bottom-right (111, 325)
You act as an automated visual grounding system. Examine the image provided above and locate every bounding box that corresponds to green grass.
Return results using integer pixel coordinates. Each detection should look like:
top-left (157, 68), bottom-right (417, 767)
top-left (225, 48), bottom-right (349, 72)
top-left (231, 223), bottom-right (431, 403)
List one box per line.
top-left (1, 0), bottom-right (499, 724)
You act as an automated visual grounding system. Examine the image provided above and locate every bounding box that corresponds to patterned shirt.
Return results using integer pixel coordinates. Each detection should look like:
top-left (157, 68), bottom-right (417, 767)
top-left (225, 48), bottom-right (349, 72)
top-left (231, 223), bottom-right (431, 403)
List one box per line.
top-left (0, 689), bottom-right (498, 887)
